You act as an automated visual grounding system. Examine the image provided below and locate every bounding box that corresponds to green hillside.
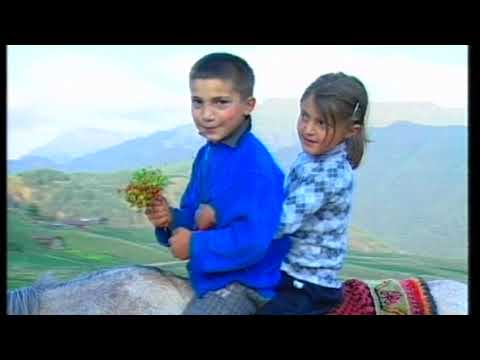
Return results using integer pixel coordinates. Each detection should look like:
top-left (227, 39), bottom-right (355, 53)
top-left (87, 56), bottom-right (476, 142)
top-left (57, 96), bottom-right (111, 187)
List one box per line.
top-left (7, 208), bottom-right (184, 289)
top-left (8, 206), bottom-right (467, 290)
top-left (352, 124), bottom-right (467, 259)
top-left (341, 251), bottom-right (467, 283)
top-left (8, 163), bottom-right (192, 228)
top-left (7, 159), bottom-right (468, 290)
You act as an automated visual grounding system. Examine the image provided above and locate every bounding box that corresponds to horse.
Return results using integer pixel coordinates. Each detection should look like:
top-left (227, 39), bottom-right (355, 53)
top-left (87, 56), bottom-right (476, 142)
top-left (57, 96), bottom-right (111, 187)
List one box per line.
top-left (6, 265), bottom-right (468, 315)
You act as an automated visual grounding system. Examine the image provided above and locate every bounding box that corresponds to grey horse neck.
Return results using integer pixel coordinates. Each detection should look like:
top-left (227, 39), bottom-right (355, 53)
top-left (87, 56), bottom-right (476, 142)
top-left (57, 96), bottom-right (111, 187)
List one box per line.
top-left (7, 265), bottom-right (193, 315)
top-left (6, 265), bottom-right (468, 315)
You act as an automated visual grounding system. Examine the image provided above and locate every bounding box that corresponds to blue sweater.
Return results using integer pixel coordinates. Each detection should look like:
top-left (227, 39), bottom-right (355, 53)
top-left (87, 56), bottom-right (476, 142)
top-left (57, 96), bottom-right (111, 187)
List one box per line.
top-left (155, 131), bottom-right (290, 298)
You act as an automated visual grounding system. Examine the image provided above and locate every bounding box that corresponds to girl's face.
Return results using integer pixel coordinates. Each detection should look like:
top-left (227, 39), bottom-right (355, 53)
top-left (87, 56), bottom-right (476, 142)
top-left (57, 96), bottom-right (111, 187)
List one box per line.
top-left (297, 95), bottom-right (359, 156)
top-left (190, 78), bottom-right (255, 143)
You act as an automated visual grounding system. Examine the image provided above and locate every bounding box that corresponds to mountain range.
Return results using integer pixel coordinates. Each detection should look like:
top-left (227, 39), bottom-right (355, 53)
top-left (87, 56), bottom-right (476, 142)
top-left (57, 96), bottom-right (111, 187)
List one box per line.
top-left (7, 100), bottom-right (468, 258)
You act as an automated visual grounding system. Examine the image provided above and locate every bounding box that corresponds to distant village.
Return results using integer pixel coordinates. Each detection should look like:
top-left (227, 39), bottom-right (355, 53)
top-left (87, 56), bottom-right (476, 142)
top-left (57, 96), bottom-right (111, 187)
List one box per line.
top-left (32, 217), bottom-right (109, 250)
top-left (46, 217), bottom-right (109, 230)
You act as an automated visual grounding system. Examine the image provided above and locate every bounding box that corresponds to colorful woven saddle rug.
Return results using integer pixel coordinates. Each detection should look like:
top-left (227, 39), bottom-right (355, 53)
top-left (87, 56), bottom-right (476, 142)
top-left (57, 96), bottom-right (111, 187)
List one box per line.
top-left (327, 278), bottom-right (438, 315)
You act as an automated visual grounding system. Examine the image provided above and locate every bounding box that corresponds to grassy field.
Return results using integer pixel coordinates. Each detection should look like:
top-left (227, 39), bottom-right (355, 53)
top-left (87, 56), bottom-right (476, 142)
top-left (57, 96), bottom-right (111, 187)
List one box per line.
top-left (341, 251), bottom-right (467, 283)
top-left (7, 207), bottom-right (467, 290)
top-left (7, 165), bottom-right (467, 289)
top-left (7, 208), bottom-right (180, 289)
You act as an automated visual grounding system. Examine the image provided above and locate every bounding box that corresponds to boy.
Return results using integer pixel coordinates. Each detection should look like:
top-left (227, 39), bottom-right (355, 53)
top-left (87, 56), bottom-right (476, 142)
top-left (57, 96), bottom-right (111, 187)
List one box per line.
top-left (146, 53), bottom-right (290, 315)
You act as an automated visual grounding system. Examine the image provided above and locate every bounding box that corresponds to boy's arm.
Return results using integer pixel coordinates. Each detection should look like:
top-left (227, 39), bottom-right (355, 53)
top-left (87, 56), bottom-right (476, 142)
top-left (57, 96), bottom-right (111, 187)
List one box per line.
top-left (155, 179), bottom-right (197, 246)
top-left (155, 227), bottom-right (172, 247)
top-left (188, 172), bottom-right (282, 273)
top-left (169, 178), bottom-right (197, 230)
top-left (154, 152), bottom-right (202, 246)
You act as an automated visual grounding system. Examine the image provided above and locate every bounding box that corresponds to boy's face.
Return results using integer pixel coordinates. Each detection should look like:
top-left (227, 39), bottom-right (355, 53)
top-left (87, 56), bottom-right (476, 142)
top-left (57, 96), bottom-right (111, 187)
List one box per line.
top-left (297, 95), bottom-right (359, 156)
top-left (190, 78), bottom-right (255, 143)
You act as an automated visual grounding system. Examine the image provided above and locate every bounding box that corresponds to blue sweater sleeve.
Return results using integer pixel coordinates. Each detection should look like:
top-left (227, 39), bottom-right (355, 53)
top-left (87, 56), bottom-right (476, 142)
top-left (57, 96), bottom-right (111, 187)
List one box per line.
top-left (154, 150), bottom-right (202, 246)
top-left (155, 227), bottom-right (172, 246)
top-left (189, 172), bottom-right (282, 273)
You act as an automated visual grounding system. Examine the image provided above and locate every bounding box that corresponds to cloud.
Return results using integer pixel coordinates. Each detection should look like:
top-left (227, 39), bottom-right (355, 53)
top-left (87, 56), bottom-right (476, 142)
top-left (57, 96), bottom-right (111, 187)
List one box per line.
top-left (7, 45), bottom-right (468, 159)
top-left (7, 51), bottom-right (194, 158)
top-left (7, 125), bottom-right (61, 159)
top-left (9, 53), bottom-right (183, 112)
top-left (243, 45), bottom-right (468, 109)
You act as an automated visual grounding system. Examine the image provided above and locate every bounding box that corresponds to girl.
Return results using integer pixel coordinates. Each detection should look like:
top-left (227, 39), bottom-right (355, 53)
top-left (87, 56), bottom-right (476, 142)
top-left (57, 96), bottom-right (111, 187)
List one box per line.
top-left (257, 72), bottom-right (369, 315)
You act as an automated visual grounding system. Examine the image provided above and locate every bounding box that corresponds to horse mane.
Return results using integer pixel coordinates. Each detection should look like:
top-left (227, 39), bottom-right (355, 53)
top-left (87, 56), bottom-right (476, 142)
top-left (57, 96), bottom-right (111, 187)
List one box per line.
top-left (135, 264), bottom-right (189, 280)
top-left (7, 265), bottom-right (187, 315)
top-left (7, 272), bottom-right (58, 315)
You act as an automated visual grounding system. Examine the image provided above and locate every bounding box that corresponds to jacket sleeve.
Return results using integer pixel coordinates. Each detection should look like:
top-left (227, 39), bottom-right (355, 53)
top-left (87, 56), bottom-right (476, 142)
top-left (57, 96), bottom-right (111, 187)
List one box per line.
top-left (154, 149), bottom-right (203, 246)
top-left (188, 171), bottom-right (283, 273)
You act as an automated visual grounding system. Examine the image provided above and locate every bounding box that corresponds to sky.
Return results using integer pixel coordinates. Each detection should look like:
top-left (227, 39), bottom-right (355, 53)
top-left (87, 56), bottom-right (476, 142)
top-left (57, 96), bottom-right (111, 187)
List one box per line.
top-left (7, 45), bottom-right (468, 160)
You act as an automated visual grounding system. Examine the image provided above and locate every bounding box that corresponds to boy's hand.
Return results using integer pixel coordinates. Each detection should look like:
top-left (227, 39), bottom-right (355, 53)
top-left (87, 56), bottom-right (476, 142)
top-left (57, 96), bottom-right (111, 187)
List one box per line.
top-left (145, 196), bottom-right (172, 228)
top-left (169, 227), bottom-right (192, 260)
top-left (195, 204), bottom-right (217, 230)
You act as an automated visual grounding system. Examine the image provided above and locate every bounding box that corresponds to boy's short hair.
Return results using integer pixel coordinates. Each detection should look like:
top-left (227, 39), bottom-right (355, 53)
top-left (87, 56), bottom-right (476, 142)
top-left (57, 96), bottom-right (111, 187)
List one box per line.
top-left (189, 53), bottom-right (255, 99)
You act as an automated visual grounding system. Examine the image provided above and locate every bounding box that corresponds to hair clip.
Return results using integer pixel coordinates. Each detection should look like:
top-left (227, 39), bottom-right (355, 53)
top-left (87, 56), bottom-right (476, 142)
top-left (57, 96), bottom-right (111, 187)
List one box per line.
top-left (352, 101), bottom-right (360, 117)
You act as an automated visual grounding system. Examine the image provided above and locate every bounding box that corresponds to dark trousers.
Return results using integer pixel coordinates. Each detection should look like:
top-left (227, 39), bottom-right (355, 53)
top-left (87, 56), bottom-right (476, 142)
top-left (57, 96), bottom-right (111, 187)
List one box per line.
top-left (183, 283), bottom-right (268, 315)
top-left (256, 272), bottom-right (343, 315)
